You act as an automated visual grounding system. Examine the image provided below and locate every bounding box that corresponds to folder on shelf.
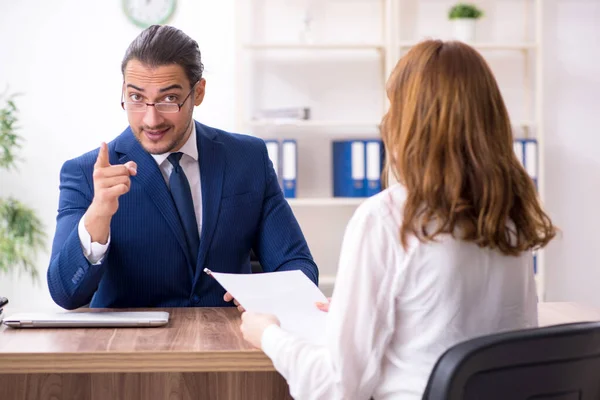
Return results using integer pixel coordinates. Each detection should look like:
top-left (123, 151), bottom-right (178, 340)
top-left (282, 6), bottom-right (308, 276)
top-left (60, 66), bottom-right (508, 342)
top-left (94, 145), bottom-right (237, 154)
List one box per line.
top-left (523, 139), bottom-right (538, 180)
top-left (513, 138), bottom-right (538, 189)
top-left (515, 138), bottom-right (539, 276)
top-left (365, 140), bottom-right (384, 197)
top-left (513, 139), bottom-right (524, 167)
top-left (333, 140), bottom-right (366, 197)
top-left (264, 139), bottom-right (280, 186)
top-left (282, 139), bottom-right (297, 198)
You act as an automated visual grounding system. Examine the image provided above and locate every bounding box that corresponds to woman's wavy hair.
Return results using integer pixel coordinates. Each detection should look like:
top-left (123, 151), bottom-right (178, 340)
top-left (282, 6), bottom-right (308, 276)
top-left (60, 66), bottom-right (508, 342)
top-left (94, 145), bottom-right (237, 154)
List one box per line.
top-left (381, 40), bottom-right (556, 255)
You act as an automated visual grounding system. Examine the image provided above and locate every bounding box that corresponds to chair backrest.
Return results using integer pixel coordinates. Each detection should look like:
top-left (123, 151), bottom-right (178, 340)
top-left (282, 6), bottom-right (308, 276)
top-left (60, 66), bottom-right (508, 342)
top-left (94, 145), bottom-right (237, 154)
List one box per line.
top-left (422, 322), bottom-right (600, 400)
top-left (250, 249), bottom-right (263, 273)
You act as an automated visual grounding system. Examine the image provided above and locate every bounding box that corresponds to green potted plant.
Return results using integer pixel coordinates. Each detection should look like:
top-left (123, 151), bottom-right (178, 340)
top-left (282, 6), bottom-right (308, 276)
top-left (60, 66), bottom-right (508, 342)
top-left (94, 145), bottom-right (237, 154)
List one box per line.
top-left (0, 92), bottom-right (46, 282)
top-left (448, 3), bottom-right (484, 43)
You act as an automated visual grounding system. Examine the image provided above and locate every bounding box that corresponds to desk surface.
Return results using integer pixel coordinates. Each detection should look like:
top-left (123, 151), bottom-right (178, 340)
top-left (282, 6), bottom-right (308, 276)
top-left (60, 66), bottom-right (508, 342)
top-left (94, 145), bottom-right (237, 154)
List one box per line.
top-left (538, 301), bottom-right (600, 326)
top-left (1, 302), bottom-right (599, 374)
top-left (0, 307), bottom-right (265, 374)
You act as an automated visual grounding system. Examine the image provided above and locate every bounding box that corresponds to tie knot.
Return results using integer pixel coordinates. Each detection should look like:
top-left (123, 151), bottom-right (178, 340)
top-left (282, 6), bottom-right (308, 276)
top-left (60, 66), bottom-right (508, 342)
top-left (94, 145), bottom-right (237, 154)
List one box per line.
top-left (168, 152), bottom-right (184, 169)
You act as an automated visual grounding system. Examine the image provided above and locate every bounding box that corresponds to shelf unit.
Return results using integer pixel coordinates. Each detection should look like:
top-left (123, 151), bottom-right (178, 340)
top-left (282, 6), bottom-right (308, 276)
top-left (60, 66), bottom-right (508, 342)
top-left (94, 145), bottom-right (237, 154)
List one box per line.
top-left (235, 0), bottom-right (545, 299)
top-left (398, 41), bottom-right (537, 50)
top-left (246, 120), bottom-right (381, 129)
top-left (249, 119), bottom-right (534, 129)
top-left (287, 198), bottom-right (365, 207)
top-left (243, 43), bottom-right (386, 51)
top-left (319, 275), bottom-right (337, 287)
top-left (236, 0), bottom-right (393, 296)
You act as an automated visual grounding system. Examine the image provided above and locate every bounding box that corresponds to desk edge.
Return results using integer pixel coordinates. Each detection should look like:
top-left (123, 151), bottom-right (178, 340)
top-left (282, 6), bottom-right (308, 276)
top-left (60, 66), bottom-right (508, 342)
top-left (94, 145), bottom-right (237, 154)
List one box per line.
top-left (0, 351), bottom-right (276, 373)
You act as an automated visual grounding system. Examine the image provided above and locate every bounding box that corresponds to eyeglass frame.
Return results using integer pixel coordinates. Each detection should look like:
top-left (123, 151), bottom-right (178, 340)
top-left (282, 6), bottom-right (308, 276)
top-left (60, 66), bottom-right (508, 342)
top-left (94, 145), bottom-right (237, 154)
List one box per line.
top-left (121, 81), bottom-right (199, 113)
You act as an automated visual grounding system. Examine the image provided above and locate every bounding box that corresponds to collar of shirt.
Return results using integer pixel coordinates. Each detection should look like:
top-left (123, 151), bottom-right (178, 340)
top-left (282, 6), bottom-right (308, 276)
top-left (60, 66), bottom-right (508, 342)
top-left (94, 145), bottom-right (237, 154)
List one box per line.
top-left (150, 121), bottom-right (199, 167)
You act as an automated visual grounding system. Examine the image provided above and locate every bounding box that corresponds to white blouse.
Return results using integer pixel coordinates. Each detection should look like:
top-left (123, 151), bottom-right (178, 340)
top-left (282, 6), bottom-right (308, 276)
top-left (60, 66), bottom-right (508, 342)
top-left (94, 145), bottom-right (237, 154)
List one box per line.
top-left (261, 183), bottom-right (538, 400)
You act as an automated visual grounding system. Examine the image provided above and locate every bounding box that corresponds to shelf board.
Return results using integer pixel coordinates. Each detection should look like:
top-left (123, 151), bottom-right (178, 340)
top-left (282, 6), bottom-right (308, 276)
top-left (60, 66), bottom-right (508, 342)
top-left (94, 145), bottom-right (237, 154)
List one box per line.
top-left (399, 41), bottom-right (537, 51)
top-left (287, 198), bottom-right (366, 207)
top-left (515, 120), bottom-right (535, 128)
top-left (248, 119), bottom-right (532, 129)
top-left (247, 120), bottom-right (381, 129)
top-left (244, 43), bottom-right (384, 51)
top-left (319, 275), bottom-right (337, 286)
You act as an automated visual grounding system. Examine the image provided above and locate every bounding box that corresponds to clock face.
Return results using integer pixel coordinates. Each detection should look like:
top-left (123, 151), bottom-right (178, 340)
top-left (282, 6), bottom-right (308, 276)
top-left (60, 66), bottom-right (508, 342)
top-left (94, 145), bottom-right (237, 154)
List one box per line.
top-left (123, 0), bottom-right (177, 29)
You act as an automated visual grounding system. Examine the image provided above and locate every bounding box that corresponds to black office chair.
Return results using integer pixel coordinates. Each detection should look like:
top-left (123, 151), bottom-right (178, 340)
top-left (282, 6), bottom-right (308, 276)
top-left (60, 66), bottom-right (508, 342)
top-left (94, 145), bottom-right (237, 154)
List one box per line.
top-left (422, 322), bottom-right (600, 400)
top-left (250, 249), bottom-right (263, 273)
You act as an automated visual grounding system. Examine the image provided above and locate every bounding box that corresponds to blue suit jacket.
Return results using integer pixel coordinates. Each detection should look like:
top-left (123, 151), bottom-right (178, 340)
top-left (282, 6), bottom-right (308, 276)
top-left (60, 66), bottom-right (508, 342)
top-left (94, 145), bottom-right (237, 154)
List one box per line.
top-left (47, 121), bottom-right (318, 309)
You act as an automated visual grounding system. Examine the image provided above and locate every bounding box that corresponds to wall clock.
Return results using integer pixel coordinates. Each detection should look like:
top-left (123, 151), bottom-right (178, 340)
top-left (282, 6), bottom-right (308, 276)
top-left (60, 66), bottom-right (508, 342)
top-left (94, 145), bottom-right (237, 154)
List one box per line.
top-left (123, 0), bottom-right (177, 29)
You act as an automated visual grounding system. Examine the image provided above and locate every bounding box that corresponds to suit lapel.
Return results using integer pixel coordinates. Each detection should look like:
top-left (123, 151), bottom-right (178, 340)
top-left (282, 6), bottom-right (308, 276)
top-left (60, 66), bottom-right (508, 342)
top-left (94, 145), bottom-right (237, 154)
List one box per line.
top-left (115, 129), bottom-right (193, 272)
top-left (194, 122), bottom-right (224, 283)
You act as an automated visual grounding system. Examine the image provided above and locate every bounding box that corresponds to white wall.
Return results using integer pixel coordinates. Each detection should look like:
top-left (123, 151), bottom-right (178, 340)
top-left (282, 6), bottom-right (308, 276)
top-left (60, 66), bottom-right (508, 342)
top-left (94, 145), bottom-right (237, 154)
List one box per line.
top-left (543, 0), bottom-right (600, 306)
top-left (0, 0), bottom-right (236, 308)
top-left (1, 0), bottom-right (599, 309)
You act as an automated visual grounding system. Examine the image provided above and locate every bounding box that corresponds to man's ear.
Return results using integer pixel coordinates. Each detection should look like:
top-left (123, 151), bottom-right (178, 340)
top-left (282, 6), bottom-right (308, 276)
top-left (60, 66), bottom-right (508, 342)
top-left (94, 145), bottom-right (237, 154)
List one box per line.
top-left (194, 79), bottom-right (206, 106)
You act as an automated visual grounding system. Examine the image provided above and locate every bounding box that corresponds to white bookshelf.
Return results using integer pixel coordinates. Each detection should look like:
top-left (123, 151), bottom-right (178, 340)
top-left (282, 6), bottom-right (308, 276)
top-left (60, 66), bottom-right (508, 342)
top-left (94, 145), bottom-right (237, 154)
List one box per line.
top-left (235, 0), bottom-right (545, 299)
top-left (243, 43), bottom-right (385, 51)
top-left (249, 119), bottom-right (534, 129)
top-left (319, 275), bottom-right (337, 285)
top-left (318, 275), bottom-right (337, 297)
top-left (287, 198), bottom-right (365, 207)
top-left (246, 120), bottom-right (381, 129)
top-left (399, 41), bottom-right (537, 50)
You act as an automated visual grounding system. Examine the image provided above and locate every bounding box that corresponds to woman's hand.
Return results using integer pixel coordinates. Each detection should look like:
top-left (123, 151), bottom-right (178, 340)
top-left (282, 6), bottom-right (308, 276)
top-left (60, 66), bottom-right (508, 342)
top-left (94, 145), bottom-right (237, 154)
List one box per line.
top-left (240, 312), bottom-right (281, 348)
top-left (315, 297), bottom-right (332, 312)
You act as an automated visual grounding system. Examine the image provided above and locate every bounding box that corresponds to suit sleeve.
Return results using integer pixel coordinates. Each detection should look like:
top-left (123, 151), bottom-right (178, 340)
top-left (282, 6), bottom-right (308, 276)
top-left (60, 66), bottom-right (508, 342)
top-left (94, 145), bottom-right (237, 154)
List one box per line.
top-left (252, 142), bottom-right (319, 284)
top-left (47, 158), bottom-right (109, 309)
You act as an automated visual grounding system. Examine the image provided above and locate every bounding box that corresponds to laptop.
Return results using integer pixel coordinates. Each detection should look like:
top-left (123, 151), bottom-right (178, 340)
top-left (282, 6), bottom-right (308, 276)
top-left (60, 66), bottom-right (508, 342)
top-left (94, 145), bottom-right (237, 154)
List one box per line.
top-left (2, 311), bottom-right (170, 328)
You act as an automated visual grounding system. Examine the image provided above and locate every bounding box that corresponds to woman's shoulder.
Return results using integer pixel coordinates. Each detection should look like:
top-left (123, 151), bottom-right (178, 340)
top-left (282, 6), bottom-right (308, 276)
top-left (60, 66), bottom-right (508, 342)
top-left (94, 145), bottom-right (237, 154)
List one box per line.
top-left (350, 183), bottom-right (407, 232)
top-left (356, 183), bottom-right (406, 219)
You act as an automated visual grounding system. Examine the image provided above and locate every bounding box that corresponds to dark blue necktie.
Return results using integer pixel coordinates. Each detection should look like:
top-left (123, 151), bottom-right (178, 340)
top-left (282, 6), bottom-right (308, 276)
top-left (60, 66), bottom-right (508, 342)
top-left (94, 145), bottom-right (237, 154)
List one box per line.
top-left (168, 152), bottom-right (200, 268)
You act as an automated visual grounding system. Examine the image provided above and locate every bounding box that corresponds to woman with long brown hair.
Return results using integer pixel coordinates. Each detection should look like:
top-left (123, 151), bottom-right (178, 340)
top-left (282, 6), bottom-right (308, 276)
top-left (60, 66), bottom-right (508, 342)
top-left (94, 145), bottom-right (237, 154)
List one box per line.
top-left (240, 40), bottom-right (556, 399)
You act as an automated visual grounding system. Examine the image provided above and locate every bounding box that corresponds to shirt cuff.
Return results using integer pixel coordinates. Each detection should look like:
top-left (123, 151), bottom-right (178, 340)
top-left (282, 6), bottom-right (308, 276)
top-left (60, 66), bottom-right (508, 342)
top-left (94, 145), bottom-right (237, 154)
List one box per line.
top-left (261, 324), bottom-right (288, 359)
top-left (78, 216), bottom-right (110, 265)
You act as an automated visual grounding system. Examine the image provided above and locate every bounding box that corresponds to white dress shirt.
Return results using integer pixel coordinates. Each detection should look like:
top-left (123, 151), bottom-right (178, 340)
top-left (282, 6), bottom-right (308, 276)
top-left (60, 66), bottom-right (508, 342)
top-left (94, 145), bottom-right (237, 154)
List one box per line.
top-left (79, 123), bottom-right (202, 264)
top-left (261, 183), bottom-right (538, 400)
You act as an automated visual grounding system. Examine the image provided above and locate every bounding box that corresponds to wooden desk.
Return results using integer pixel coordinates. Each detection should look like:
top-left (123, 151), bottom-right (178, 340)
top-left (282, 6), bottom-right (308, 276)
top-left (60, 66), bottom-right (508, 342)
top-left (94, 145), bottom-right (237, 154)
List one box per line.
top-left (538, 301), bottom-right (600, 326)
top-left (1, 303), bottom-right (599, 400)
top-left (0, 308), bottom-right (292, 400)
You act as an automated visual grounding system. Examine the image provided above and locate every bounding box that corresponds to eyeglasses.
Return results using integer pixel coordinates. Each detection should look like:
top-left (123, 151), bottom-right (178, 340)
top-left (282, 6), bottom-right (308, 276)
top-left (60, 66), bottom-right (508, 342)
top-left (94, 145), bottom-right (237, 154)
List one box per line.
top-left (121, 82), bottom-right (197, 113)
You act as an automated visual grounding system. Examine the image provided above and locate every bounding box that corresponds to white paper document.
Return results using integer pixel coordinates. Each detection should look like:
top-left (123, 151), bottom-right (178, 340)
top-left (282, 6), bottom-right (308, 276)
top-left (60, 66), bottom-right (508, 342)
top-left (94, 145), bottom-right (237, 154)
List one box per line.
top-left (207, 269), bottom-right (328, 345)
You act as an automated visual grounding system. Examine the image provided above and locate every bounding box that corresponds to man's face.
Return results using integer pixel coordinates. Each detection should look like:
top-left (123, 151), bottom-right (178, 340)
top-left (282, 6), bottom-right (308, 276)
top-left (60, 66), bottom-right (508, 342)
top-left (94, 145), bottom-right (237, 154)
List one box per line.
top-left (122, 59), bottom-right (206, 154)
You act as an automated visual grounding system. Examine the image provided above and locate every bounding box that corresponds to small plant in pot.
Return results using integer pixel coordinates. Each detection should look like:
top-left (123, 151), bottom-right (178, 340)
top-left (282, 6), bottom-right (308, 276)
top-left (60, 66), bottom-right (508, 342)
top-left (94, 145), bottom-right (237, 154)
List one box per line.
top-left (448, 3), bottom-right (484, 43)
top-left (0, 92), bottom-right (46, 282)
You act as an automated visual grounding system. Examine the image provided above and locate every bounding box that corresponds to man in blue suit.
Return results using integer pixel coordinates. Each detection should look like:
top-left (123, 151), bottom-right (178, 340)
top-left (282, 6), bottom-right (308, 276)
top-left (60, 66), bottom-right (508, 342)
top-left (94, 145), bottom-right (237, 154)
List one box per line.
top-left (47, 25), bottom-right (318, 310)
